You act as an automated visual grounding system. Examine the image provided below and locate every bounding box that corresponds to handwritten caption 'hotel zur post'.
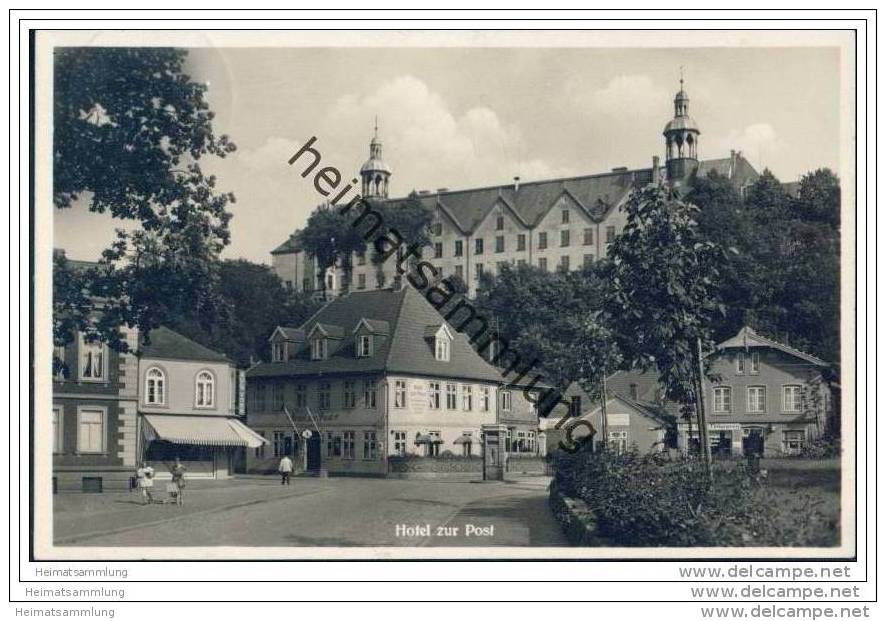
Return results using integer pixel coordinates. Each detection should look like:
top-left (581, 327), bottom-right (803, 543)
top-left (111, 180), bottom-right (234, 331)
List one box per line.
top-left (395, 523), bottom-right (495, 539)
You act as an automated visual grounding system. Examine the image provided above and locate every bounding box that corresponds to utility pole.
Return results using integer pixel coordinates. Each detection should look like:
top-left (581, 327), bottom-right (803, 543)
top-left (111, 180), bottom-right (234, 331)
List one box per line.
top-left (696, 337), bottom-right (713, 479)
top-left (599, 372), bottom-right (609, 451)
top-left (281, 405), bottom-right (305, 472)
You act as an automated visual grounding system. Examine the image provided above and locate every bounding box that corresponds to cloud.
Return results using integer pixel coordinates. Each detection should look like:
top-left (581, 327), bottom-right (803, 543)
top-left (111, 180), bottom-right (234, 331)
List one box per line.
top-left (577, 74), bottom-right (670, 121)
top-left (236, 136), bottom-right (301, 171)
top-left (563, 74), bottom-right (671, 170)
top-left (720, 123), bottom-right (785, 164)
top-left (195, 76), bottom-right (578, 263)
top-left (320, 75), bottom-right (573, 192)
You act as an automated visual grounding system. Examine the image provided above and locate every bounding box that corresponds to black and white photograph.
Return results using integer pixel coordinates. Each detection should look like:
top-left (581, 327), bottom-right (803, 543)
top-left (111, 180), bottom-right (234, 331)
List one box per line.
top-left (32, 28), bottom-right (856, 560)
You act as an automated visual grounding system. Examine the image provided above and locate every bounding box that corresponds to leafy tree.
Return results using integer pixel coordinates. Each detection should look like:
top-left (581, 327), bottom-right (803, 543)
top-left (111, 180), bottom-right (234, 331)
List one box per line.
top-left (710, 169), bottom-right (840, 363)
top-left (743, 168), bottom-right (790, 225)
top-left (165, 259), bottom-right (321, 366)
top-left (300, 203), bottom-right (366, 296)
top-left (371, 194), bottom-right (434, 285)
top-left (689, 168), bottom-right (840, 364)
top-left (474, 262), bottom-right (610, 388)
top-left (53, 47), bottom-right (236, 352)
top-left (603, 185), bottom-right (728, 469)
top-left (691, 171), bottom-right (763, 342)
top-left (793, 168), bottom-right (840, 226)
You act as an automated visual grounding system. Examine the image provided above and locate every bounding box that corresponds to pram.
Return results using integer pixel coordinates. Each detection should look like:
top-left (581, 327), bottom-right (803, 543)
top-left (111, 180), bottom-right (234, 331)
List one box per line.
top-left (164, 481), bottom-right (181, 504)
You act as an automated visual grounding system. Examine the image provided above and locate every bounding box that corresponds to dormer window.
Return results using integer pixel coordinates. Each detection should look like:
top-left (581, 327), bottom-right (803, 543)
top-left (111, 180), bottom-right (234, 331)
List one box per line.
top-left (352, 318), bottom-right (388, 358)
top-left (269, 327), bottom-right (305, 363)
top-left (425, 324), bottom-right (453, 362)
top-left (435, 338), bottom-right (450, 362)
top-left (311, 337), bottom-right (328, 361)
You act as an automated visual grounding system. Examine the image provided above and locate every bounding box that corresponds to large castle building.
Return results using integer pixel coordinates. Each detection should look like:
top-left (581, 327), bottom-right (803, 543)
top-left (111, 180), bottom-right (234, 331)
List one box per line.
top-left (271, 81), bottom-right (761, 297)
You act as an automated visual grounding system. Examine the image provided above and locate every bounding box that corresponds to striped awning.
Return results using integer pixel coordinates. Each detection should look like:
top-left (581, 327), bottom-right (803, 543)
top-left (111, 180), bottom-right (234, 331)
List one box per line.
top-left (143, 415), bottom-right (267, 448)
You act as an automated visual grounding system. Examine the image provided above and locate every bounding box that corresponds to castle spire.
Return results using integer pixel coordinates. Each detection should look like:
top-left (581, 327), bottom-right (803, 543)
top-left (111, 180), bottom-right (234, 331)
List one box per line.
top-left (662, 72), bottom-right (700, 181)
top-left (360, 117), bottom-right (392, 198)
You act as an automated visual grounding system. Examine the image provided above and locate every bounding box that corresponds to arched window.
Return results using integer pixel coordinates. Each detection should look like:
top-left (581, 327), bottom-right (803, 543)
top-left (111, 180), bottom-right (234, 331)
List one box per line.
top-left (195, 371), bottom-right (215, 408)
top-left (145, 367), bottom-right (166, 405)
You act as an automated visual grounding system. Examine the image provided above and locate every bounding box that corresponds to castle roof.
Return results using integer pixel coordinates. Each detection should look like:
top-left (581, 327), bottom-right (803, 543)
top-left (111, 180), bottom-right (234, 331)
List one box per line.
top-left (663, 115), bottom-right (700, 134)
top-left (271, 154), bottom-right (761, 255)
top-left (395, 166), bottom-right (655, 234)
top-left (360, 156), bottom-right (392, 175)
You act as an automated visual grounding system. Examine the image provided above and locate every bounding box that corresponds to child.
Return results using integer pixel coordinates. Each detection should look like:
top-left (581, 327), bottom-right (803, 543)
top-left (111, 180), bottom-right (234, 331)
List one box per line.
top-left (136, 462), bottom-right (155, 505)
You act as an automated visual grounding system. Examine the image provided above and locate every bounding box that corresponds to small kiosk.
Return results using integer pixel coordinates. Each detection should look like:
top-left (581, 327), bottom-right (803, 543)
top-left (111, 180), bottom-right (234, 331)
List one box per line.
top-left (481, 424), bottom-right (508, 481)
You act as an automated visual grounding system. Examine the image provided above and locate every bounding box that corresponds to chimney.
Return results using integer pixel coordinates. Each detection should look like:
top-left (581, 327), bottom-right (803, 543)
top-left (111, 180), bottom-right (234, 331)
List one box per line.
top-left (513, 176), bottom-right (520, 192)
top-left (652, 156), bottom-right (660, 184)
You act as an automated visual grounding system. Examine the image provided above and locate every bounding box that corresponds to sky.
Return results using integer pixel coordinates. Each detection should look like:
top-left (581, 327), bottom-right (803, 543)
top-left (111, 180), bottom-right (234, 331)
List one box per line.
top-left (53, 46), bottom-right (841, 264)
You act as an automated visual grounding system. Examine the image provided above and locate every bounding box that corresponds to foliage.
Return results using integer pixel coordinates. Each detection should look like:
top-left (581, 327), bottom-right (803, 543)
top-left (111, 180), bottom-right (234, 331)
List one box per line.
top-left (553, 449), bottom-right (837, 546)
top-left (375, 194), bottom-right (434, 253)
top-left (388, 454), bottom-right (481, 473)
top-left (474, 262), bottom-right (612, 387)
top-left (794, 169), bottom-right (840, 226)
top-left (799, 436), bottom-right (841, 459)
top-left (692, 168), bottom-right (840, 363)
top-left (299, 194), bottom-right (433, 293)
top-left (164, 259), bottom-right (322, 366)
top-left (602, 184), bottom-right (727, 407)
top-left (370, 194), bottom-right (434, 284)
top-left (53, 47), bottom-right (236, 351)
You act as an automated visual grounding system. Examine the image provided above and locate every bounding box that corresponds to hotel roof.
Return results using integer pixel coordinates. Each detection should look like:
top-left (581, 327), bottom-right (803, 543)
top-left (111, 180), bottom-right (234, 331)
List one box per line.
top-left (248, 286), bottom-right (505, 384)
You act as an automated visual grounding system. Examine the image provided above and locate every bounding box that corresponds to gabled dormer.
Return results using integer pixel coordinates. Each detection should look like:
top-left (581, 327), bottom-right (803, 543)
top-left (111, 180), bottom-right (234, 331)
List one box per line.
top-left (352, 318), bottom-right (391, 359)
top-left (424, 324), bottom-right (454, 362)
top-left (268, 326), bottom-right (305, 363)
top-left (308, 323), bottom-right (344, 361)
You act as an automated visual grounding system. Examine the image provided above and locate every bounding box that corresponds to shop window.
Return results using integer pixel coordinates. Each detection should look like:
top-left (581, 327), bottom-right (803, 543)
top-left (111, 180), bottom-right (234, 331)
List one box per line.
top-left (363, 431), bottom-right (378, 460)
top-left (393, 430), bottom-right (407, 456)
top-left (783, 430), bottom-right (805, 455)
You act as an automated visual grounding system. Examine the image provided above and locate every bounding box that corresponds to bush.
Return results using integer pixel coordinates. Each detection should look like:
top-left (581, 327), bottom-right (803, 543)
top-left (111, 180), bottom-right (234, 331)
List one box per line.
top-left (553, 448), bottom-right (836, 547)
top-left (388, 454), bottom-right (480, 473)
top-left (800, 436), bottom-right (841, 459)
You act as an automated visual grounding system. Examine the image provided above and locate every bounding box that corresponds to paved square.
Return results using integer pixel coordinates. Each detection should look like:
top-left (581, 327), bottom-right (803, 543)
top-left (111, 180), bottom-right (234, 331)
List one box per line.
top-left (54, 475), bottom-right (568, 547)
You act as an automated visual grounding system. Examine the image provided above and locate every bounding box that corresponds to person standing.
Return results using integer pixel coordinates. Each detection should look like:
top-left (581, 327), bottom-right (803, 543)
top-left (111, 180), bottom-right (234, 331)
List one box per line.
top-left (170, 457), bottom-right (187, 506)
top-left (136, 462), bottom-right (155, 505)
top-left (278, 454), bottom-right (293, 485)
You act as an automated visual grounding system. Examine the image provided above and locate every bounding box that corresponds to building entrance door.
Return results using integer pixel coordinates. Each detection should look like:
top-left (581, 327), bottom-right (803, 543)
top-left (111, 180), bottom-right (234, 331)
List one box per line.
top-left (742, 428), bottom-right (764, 456)
top-left (306, 431), bottom-right (322, 471)
top-left (712, 430), bottom-right (733, 458)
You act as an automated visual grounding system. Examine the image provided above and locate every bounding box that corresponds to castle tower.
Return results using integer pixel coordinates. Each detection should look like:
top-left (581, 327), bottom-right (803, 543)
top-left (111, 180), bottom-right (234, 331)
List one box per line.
top-left (360, 118), bottom-right (392, 198)
top-left (663, 74), bottom-right (701, 181)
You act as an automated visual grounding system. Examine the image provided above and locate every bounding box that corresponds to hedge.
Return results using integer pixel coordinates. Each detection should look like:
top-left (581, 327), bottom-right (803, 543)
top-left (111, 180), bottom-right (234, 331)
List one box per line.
top-left (552, 448), bottom-right (837, 547)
